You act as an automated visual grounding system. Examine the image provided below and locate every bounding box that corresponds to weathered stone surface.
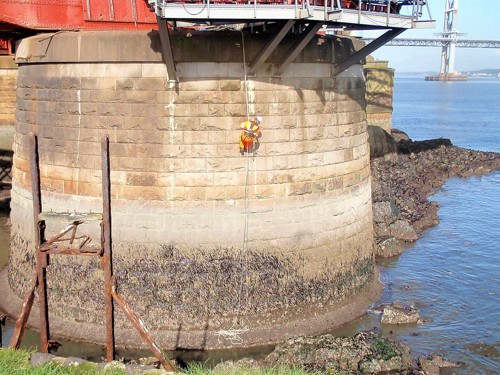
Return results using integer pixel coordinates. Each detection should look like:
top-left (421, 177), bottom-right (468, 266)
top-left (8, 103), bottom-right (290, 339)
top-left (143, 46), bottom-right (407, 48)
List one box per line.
top-left (265, 331), bottom-right (415, 374)
top-left (381, 302), bottom-right (420, 325)
top-left (391, 128), bottom-right (410, 144)
top-left (371, 134), bottom-right (500, 256)
top-left (375, 237), bottom-right (404, 258)
top-left (419, 355), bottom-right (460, 375)
top-left (63, 356), bottom-right (92, 366)
top-left (465, 341), bottom-right (500, 357)
top-left (125, 363), bottom-right (160, 373)
top-left (388, 220), bottom-right (418, 242)
top-left (367, 125), bottom-right (397, 158)
top-left (30, 352), bottom-right (56, 366)
top-left (104, 360), bottom-right (127, 371)
top-left (373, 201), bottom-right (398, 223)
top-left (8, 29), bottom-right (375, 349)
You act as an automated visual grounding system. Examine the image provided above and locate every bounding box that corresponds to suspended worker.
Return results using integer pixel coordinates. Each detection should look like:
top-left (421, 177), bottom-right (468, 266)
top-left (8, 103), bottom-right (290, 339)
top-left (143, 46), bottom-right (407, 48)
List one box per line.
top-left (239, 116), bottom-right (262, 155)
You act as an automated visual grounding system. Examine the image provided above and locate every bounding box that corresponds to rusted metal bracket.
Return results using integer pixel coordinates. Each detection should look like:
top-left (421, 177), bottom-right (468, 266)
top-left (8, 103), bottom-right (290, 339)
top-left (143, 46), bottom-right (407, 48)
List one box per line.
top-left (101, 135), bottom-right (115, 362)
top-left (0, 312), bottom-right (5, 348)
top-left (275, 21), bottom-right (323, 76)
top-left (9, 271), bottom-right (38, 349)
top-left (38, 220), bottom-right (102, 255)
top-left (111, 278), bottom-right (177, 372)
top-left (156, 16), bottom-right (177, 82)
top-left (29, 133), bottom-right (51, 353)
top-left (332, 27), bottom-right (405, 75)
top-left (248, 20), bottom-right (296, 75)
top-left (10, 134), bottom-right (175, 370)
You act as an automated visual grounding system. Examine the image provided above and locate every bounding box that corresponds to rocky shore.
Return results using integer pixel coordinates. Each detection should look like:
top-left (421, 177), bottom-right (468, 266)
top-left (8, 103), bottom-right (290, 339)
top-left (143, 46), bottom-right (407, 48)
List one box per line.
top-left (369, 127), bottom-right (500, 258)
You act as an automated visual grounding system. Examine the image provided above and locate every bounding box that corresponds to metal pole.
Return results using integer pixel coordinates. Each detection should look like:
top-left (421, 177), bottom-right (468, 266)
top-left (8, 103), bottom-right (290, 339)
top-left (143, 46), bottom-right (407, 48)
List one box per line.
top-left (111, 285), bottom-right (176, 372)
top-left (9, 270), bottom-right (38, 349)
top-left (29, 133), bottom-right (50, 353)
top-left (101, 135), bottom-right (115, 362)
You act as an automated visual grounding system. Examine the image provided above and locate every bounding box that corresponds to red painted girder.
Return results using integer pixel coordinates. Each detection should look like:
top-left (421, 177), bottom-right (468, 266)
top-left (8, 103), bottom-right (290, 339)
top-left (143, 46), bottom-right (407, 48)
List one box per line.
top-left (0, 0), bottom-right (157, 31)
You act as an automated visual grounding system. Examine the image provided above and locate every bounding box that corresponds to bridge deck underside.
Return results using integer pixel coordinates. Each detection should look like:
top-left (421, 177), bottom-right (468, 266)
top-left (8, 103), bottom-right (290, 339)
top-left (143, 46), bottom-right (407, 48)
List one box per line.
top-left (158, 4), bottom-right (432, 30)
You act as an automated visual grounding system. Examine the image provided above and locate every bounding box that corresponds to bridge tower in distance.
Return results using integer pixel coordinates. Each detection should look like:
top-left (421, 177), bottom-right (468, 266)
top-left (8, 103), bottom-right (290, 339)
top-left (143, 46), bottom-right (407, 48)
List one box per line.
top-left (426, 0), bottom-right (467, 81)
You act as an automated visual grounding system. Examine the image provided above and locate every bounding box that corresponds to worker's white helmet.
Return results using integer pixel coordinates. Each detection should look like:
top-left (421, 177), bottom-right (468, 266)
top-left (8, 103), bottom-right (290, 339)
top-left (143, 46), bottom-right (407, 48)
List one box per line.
top-left (256, 115), bottom-right (263, 123)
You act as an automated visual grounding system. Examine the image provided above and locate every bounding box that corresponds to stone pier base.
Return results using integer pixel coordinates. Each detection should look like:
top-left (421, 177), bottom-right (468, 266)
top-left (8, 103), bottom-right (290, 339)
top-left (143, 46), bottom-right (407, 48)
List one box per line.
top-left (7, 30), bottom-right (376, 348)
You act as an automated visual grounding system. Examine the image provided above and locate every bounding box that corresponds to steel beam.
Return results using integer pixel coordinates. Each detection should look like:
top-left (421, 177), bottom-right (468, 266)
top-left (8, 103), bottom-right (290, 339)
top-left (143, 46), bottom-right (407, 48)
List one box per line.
top-left (111, 282), bottom-right (176, 372)
top-left (9, 270), bottom-right (38, 350)
top-left (156, 16), bottom-right (177, 82)
top-left (29, 133), bottom-right (50, 353)
top-left (275, 22), bottom-right (323, 76)
top-left (333, 28), bottom-right (405, 75)
top-left (101, 135), bottom-right (115, 362)
top-left (248, 20), bottom-right (295, 75)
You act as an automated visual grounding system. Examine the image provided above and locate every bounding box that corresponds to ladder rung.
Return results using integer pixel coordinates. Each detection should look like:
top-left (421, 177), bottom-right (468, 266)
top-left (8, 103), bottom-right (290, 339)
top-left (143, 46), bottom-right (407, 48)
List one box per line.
top-left (38, 212), bottom-right (103, 223)
top-left (40, 243), bottom-right (103, 256)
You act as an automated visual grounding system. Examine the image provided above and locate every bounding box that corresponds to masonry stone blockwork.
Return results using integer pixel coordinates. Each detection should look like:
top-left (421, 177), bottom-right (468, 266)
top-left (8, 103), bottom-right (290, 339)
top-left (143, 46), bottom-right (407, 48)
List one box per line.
top-left (8, 30), bottom-right (375, 349)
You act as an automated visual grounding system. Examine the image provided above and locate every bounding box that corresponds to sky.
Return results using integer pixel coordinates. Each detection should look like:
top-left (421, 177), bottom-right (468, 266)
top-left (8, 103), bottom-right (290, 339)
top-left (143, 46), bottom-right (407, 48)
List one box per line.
top-left (363, 1), bottom-right (500, 73)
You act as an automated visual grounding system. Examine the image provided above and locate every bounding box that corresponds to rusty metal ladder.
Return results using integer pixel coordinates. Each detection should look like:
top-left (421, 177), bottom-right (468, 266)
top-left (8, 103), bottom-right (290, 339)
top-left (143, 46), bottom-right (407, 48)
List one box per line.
top-left (8, 133), bottom-right (175, 371)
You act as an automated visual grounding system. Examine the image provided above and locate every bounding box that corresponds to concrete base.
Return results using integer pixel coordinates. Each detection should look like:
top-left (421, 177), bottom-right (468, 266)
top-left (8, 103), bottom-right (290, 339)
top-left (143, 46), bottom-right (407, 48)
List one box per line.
top-left (425, 73), bottom-right (468, 81)
top-left (0, 266), bottom-right (382, 350)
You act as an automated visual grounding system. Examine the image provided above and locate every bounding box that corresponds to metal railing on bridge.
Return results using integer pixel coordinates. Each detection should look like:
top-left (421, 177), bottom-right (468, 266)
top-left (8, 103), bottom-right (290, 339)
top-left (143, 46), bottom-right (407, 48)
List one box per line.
top-left (149, 0), bottom-right (435, 80)
top-left (149, 0), bottom-right (434, 29)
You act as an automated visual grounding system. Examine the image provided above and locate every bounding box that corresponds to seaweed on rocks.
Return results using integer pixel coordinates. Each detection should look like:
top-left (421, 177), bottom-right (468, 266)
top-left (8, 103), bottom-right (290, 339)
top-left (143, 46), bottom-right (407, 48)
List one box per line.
top-left (371, 130), bottom-right (500, 258)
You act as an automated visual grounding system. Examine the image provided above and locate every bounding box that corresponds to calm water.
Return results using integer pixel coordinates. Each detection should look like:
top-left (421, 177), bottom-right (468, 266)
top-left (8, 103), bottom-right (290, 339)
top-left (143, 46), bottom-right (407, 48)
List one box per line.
top-left (1, 76), bottom-right (499, 372)
top-left (336, 76), bottom-right (500, 374)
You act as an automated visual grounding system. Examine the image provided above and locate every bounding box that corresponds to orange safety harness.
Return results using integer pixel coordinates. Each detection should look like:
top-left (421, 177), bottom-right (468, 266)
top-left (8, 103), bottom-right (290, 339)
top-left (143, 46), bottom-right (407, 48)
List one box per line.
top-left (239, 118), bottom-right (262, 154)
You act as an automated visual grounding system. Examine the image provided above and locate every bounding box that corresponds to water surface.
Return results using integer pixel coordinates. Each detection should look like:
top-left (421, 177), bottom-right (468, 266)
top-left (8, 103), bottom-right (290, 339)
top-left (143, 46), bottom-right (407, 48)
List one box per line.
top-left (343, 75), bottom-right (500, 374)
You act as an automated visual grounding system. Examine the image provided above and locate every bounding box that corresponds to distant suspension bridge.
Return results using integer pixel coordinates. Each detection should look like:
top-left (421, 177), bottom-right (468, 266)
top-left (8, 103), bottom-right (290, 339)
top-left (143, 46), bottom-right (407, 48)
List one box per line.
top-left (371, 38), bottom-right (500, 48)
top-left (363, 0), bottom-right (500, 77)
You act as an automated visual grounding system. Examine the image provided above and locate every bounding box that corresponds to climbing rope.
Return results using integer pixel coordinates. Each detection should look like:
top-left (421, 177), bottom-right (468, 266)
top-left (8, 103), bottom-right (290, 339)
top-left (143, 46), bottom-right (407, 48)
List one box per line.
top-left (215, 29), bottom-right (252, 343)
top-left (238, 28), bottom-right (251, 323)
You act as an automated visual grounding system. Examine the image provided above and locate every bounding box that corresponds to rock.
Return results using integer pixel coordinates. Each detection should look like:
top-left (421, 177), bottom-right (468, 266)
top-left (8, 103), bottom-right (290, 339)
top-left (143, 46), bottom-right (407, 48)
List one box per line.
top-left (214, 358), bottom-right (260, 372)
top-left (138, 356), bottom-right (160, 366)
top-left (375, 237), bottom-right (404, 258)
top-left (142, 369), bottom-right (175, 375)
top-left (63, 356), bottom-right (91, 366)
top-left (371, 135), bottom-right (500, 260)
top-left (388, 220), bottom-right (418, 242)
top-left (126, 363), bottom-right (159, 373)
top-left (265, 331), bottom-right (415, 374)
top-left (381, 303), bottom-right (420, 325)
top-left (368, 125), bottom-right (398, 158)
top-left (30, 352), bottom-right (56, 366)
top-left (104, 360), bottom-right (127, 371)
top-left (373, 201), bottom-right (399, 223)
top-left (465, 341), bottom-right (500, 357)
top-left (50, 356), bottom-right (67, 365)
top-left (391, 128), bottom-right (410, 144)
top-left (419, 355), bottom-right (460, 375)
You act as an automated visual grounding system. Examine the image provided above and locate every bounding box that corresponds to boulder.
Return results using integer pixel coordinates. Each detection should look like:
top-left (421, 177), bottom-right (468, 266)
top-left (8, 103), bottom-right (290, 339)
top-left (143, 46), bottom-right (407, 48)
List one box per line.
top-left (391, 128), bottom-right (410, 144)
top-left (419, 355), bottom-right (460, 375)
top-left (381, 302), bottom-right (420, 325)
top-left (368, 125), bottom-right (398, 158)
top-left (375, 237), bottom-right (404, 258)
top-left (373, 201), bottom-right (399, 223)
top-left (388, 220), bottom-right (418, 242)
top-left (265, 331), bottom-right (415, 373)
top-left (30, 353), bottom-right (56, 366)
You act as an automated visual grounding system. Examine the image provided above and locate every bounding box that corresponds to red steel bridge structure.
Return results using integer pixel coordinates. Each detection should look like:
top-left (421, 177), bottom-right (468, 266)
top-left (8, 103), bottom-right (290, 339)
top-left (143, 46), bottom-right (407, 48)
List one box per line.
top-left (0, 0), bottom-right (434, 78)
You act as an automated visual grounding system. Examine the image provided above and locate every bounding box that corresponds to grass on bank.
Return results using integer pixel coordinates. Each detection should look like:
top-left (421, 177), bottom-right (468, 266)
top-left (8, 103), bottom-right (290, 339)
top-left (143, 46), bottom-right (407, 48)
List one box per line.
top-left (0, 348), bottom-right (322, 375)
